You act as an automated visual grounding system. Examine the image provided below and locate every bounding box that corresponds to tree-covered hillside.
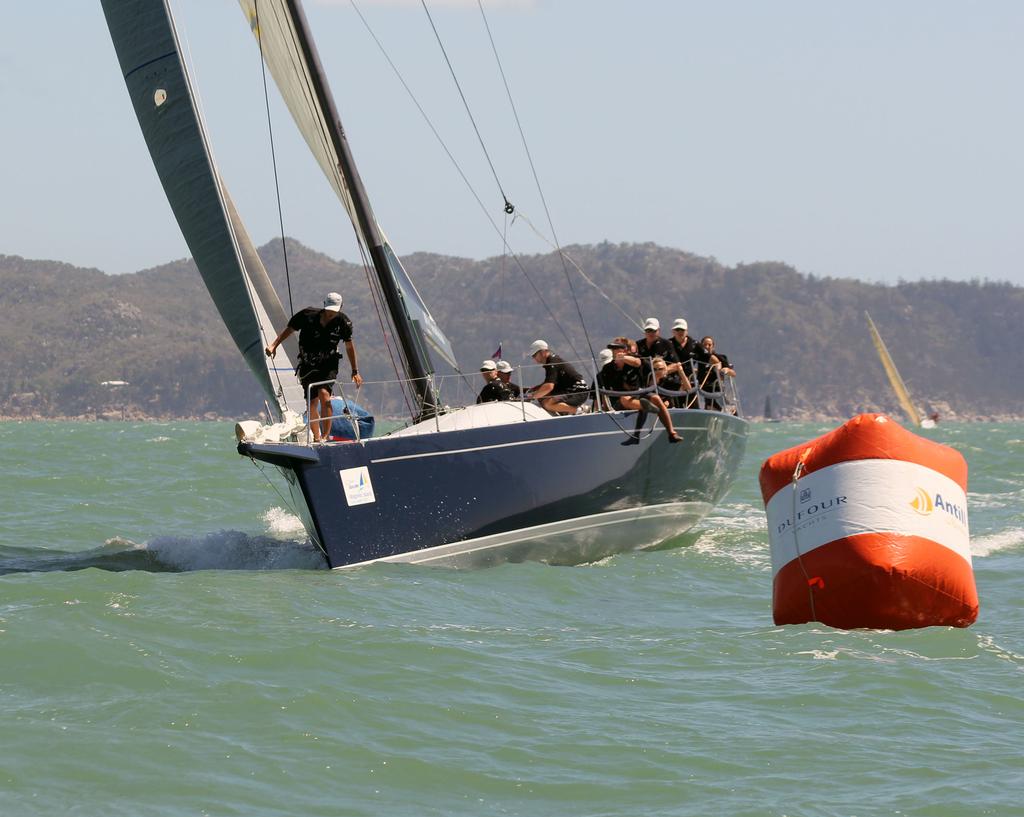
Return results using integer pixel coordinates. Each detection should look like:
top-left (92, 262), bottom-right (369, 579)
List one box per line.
top-left (2, 242), bottom-right (1020, 420)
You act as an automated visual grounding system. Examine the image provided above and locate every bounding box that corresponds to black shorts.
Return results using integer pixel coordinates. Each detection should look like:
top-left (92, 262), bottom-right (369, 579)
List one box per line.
top-left (299, 367), bottom-right (339, 395)
top-left (552, 389), bottom-right (588, 408)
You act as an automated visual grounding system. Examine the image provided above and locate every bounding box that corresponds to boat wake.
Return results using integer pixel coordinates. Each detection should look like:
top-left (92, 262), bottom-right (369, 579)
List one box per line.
top-left (0, 528), bottom-right (328, 575)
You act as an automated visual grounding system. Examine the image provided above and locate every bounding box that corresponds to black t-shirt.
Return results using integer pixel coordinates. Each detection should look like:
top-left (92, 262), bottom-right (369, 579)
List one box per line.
top-left (600, 361), bottom-right (642, 392)
top-left (599, 361), bottom-right (643, 410)
top-left (636, 336), bottom-right (676, 385)
top-left (287, 307), bottom-right (353, 369)
top-left (671, 334), bottom-right (709, 379)
top-left (503, 380), bottom-right (523, 399)
top-left (635, 336), bottom-right (678, 363)
top-left (706, 352), bottom-right (732, 392)
top-left (542, 354), bottom-right (587, 394)
top-left (477, 379), bottom-right (512, 404)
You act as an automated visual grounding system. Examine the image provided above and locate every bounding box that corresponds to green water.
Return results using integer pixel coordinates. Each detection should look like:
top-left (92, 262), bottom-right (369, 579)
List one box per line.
top-left (1, 421), bottom-right (1021, 816)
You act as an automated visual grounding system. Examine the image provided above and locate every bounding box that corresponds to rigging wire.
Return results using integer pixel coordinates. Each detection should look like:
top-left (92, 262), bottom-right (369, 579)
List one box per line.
top-left (347, 0), bottom-right (582, 360)
top-left (420, 0), bottom-right (514, 216)
top-left (475, 0), bottom-right (598, 365)
top-left (790, 459), bottom-right (819, 622)
top-left (253, 0), bottom-right (295, 316)
top-left (511, 209), bottom-right (642, 330)
top-left (355, 237), bottom-right (418, 418)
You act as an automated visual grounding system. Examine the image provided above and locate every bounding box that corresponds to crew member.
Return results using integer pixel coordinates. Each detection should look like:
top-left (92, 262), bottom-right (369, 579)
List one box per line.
top-left (604, 340), bottom-right (681, 443)
top-left (477, 360), bottom-right (511, 404)
top-left (265, 291), bottom-right (362, 443)
top-left (495, 359), bottom-right (522, 398)
top-left (525, 340), bottom-right (589, 415)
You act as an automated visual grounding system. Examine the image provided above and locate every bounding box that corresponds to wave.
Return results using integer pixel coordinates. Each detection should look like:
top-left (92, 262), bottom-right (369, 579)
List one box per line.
top-left (0, 529), bottom-right (327, 575)
top-left (971, 528), bottom-right (1024, 557)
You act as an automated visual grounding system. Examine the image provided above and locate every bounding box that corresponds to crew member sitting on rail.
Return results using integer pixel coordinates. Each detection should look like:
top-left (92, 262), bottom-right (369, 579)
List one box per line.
top-left (495, 359), bottom-right (522, 398)
top-left (477, 359), bottom-right (511, 404)
top-left (601, 339), bottom-right (642, 410)
top-left (700, 336), bottom-right (734, 412)
top-left (635, 318), bottom-right (678, 384)
top-left (604, 340), bottom-right (681, 444)
top-left (651, 355), bottom-right (686, 404)
top-left (525, 340), bottom-right (589, 415)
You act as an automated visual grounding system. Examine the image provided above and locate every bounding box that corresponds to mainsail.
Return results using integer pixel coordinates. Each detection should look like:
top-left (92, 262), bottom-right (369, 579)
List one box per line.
top-left (865, 311), bottom-right (922, 427)
top-left (101, 0), bottom-right (304, 417)
top-left (236, 0), bottom-right (458, 379)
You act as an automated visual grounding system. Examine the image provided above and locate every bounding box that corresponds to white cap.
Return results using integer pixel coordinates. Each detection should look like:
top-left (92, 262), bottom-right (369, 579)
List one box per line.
top-left (480, 359), bottom-right (497, 371)
top-left (642, 318), bottom-right (660, 331)
top-left (323, 292), bottom-right (343, 312)
top-left (598, 349), bottom-right (613, 366)
top-left (495, 360), bottom-right (513, 373)
top-left (528, 339), bottom-right (549, 356)
top-left (672, 318), bottom-right (688, 331)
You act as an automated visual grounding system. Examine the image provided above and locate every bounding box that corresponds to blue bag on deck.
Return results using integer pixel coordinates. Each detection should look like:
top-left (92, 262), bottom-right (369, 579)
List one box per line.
top-left (328, 398), bottom-right (375, 440)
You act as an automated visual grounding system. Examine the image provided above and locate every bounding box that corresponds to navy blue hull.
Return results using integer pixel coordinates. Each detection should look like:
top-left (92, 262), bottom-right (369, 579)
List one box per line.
top-left (239, 409), bottom-right (747, 568)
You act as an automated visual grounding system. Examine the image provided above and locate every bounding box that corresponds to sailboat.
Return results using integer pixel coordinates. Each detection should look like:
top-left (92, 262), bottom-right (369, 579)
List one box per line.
top-left (101, 0), bottom-right (749, 569)
top-left (864, 311), bottom-right (935, 429)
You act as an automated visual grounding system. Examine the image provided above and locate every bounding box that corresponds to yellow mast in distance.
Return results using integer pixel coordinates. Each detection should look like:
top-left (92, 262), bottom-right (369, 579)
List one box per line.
top-left (865, 311), bottom-right (921, 427)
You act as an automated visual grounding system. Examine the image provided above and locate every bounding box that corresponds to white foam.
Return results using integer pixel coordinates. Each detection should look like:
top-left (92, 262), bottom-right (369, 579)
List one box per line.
top-left (976, 634), bottom-right (1024, 666)
top-left (688, 504), bottom-right (773, 571)
top-left (793, 649), bottom-right (840, 660)
top-left (971, 529), bottom-right (1024, 557)
top-left (262, 506), bottom-right (306, 538)
top-left (144, 530), bottom-right (326, 570)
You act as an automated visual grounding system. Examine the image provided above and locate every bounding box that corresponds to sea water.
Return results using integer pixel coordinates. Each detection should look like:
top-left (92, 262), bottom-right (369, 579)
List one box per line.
top-left (1, 420), bottom-right (1021, 816)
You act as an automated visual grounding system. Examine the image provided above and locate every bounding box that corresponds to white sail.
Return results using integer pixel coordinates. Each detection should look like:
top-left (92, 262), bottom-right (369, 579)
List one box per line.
top-left (222, 189), bottom-right (306, 412)
top-left (865, 311), bottom-right (922, 427)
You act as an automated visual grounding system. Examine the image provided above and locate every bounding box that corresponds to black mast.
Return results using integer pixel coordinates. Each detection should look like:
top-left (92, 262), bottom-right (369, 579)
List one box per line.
top-left (285, 0), bottom-right (439, 417)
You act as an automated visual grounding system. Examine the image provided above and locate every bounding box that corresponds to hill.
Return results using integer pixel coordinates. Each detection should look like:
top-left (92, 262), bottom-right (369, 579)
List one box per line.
top-left (2, 241), bottom-right (1021, 420)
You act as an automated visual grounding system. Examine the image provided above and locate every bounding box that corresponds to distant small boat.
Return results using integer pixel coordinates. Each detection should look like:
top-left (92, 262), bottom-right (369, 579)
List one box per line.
top-left (865, 311), bottom-right (935, 428)
top-left (762, 394), bottom-right (780, 423)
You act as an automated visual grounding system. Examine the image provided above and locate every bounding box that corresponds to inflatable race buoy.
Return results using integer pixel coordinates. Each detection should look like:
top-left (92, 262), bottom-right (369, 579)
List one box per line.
top-left (760, 414), bottom-right (978, 630)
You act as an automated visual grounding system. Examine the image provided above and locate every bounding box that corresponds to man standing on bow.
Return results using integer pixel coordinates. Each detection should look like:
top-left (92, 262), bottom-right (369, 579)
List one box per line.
top-left (265, 291), bottom-right (363, 443)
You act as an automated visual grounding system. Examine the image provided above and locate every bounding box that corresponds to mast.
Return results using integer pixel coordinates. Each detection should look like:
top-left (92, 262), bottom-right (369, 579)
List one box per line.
top-left (285, 0), bottom-right (439, 417)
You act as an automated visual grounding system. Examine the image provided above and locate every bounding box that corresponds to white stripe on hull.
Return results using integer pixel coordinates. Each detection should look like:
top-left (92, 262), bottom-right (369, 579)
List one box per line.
top-left (336, 502), bottom-right (713, 570)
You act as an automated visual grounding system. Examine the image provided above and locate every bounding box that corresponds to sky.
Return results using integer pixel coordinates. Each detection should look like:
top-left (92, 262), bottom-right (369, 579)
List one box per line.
top-left (3, 0), bottom-right (1022, 284)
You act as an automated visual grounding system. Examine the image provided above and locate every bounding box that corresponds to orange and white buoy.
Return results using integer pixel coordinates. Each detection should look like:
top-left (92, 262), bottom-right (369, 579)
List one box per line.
top-left (759, 414), bottom-right (978, 630)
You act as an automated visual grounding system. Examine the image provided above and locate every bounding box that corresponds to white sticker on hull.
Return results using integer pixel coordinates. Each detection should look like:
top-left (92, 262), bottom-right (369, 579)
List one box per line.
top-left (765, 458), bottom-right (970, 576)
top-left (340, 466), bottom-right (376, 506)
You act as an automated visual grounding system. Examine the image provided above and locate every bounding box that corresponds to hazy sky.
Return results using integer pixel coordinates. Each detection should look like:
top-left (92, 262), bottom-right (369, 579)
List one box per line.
top-left (4, 1), bottom-right (1022, 284)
